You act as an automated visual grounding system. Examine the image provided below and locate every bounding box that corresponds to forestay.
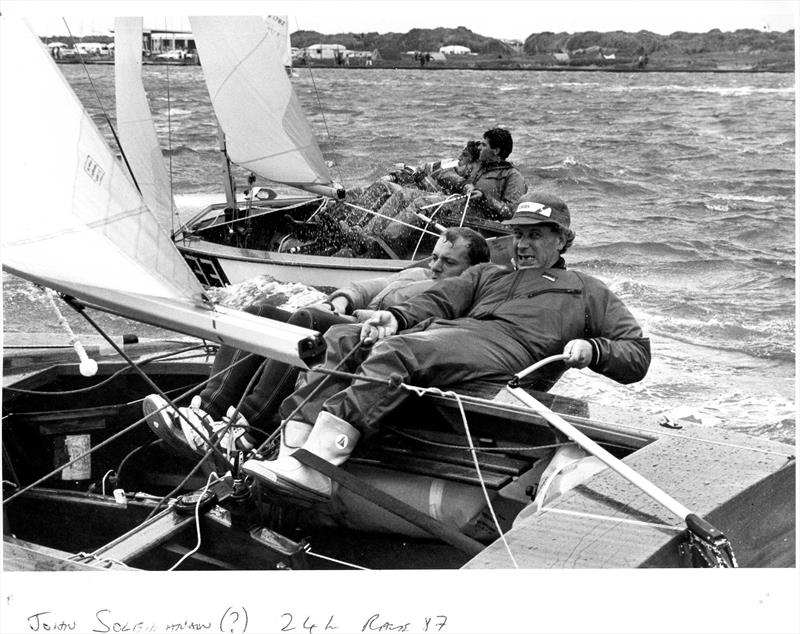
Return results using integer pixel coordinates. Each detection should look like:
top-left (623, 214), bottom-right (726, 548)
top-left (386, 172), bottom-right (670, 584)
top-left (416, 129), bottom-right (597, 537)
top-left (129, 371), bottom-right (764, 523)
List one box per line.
top-left (0, 19), bottom-right (324, 369)
top-left (114, 17), bottom-right (175, 233)
top-left (190, 16), bottom-right (342, 198)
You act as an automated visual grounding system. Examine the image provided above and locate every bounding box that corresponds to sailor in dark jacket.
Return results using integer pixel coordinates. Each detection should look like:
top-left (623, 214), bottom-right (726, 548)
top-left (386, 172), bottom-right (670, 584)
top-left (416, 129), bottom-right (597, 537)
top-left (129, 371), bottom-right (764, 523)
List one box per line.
top-left (244, 192), bottom-right (651, 498)
top-left (459, 127), bottom-right (527, 220)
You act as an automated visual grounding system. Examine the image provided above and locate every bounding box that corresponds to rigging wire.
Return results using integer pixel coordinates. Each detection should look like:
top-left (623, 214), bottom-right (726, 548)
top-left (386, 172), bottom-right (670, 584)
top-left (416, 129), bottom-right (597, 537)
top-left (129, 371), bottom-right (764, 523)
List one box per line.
top-left (293, 17), bottom-right (346, 188)
top-left (163, 26), bottom-right (178, 237)
top-left (342, 201), bottom-right (442, 238)
top-left (61, 18), bottom-right (142, 197)
top-left (2, 343), bottom-right (256, 506)
top-left (3, 345), bottom-right (213, 396)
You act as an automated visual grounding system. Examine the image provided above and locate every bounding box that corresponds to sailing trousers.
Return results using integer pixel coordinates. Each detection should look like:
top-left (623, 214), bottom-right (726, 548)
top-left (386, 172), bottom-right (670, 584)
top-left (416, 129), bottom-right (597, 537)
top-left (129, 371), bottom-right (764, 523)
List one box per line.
top-left (278, 321), bottom-right (536, 438)
top-left (200, 303), bottom-right (353, 429)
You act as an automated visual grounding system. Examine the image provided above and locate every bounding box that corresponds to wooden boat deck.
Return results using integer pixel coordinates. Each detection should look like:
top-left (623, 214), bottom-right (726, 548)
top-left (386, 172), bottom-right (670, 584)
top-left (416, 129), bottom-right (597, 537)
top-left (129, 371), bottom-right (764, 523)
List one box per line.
top-left (455, 390), bottom-right (796, 568)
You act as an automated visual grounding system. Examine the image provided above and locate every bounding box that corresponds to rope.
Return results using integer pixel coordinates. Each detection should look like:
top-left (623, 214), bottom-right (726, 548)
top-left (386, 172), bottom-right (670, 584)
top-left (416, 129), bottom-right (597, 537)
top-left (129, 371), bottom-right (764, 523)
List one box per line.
top-left (342, 201), bottom-right (441, 238)
top-left (43, 289), bottom-right (96, 376)
top-left (421, 387), bottom-right (519, 568)
top-left (2, 344), bottom-right (251, 506)
top-left (191, 198), bottom-right (324, 232)
top-left (100, 470), bottom-right (116, 498)
top-left (458, 191), bottom-right (473, 227)
top-left (539, 507), bottom-right (684, 532)
top-left (304, 547), bottom-right (370, 570)
top-left (419, 193), bottom-right (469, 210)
top-left (166, 473), bottom-right (220, 571)
top-left (61, 19), bottom-right (141, 198)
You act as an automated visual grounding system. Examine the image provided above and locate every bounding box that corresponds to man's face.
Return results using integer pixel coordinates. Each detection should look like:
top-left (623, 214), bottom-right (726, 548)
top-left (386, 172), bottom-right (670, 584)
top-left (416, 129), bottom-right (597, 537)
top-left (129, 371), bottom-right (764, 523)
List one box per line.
top-left (479, 137), bottom-right (500, 163)
top-left (511, 224), bottom-right (565, 269)
top-left (458, 149), bottom-right (474, 169)
top-left (429, 236), bottom-right (473, 280)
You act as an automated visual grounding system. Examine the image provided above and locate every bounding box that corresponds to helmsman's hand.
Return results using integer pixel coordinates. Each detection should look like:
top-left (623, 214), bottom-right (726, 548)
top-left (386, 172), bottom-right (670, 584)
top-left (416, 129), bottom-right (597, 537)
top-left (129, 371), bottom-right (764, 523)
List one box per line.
top-left (360, 310), bottom-right (398, 345)
top-left (563, 339), bottom-right (592, 369)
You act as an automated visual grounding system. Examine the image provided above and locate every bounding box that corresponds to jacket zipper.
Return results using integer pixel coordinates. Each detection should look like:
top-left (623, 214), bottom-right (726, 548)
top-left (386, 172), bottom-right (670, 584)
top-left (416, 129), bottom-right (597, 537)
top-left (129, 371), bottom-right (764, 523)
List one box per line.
top-left (526, 288), bottom-right (582, 299)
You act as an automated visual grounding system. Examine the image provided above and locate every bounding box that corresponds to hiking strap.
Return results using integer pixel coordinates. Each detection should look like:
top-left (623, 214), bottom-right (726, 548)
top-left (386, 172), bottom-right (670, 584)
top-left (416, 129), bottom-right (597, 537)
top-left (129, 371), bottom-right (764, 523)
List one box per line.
top-left (291, 448), bottom-right (485, 557)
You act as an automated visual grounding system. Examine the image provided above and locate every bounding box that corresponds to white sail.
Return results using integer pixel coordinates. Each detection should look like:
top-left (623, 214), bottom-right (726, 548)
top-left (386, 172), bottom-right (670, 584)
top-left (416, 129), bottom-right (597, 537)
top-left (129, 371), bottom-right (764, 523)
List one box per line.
top-left (0, 18), bottom-right (324, 369)
top-left (265, 15), bottom-right (292, 70)
top-left (114, 17), bottom-right (176, 233)
top-left (190, 16), bottom-right (342, 198)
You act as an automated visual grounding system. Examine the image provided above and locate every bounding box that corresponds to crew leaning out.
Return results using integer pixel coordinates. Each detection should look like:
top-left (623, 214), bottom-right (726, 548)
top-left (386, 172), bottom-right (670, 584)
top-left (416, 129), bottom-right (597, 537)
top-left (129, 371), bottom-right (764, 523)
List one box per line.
top-left (327, 129), bottom-right (529, 259)
top-left (242, 191), bottom-right (651, 499)
top-left (142, 227), bottom-right (492, 458)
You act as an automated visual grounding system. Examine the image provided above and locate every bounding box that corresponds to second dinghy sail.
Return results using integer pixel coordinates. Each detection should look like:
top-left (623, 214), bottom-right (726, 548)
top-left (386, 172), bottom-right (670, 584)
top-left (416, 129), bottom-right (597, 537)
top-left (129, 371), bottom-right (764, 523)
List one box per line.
top-left (189, 15), bottom-right (344, 199)
top-left (114, 16), bottom-right (176, 233)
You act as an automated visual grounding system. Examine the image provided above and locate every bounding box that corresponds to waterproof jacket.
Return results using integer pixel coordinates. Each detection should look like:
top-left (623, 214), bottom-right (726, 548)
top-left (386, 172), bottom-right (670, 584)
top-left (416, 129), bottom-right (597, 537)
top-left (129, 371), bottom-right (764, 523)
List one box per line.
top-left (387, 261), bottom-right (651, 389)
top-left (328, 267), bottom-right (433, 314)
top-left (466, 160), bottom-right (527, 220)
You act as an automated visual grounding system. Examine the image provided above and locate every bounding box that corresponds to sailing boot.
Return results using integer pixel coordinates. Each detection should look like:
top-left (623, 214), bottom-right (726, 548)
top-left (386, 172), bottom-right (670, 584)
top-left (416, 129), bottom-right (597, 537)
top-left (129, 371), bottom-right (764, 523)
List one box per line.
top-left (242, 411), bottom-right (360, 499)
top-left (266, 419), bottom-right (313, 466)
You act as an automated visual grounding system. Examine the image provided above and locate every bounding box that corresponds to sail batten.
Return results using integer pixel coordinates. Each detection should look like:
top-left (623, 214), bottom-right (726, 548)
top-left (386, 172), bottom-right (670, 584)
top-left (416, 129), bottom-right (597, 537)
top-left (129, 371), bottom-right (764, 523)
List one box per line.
top-left (189, 16), bottom-right (336, 193)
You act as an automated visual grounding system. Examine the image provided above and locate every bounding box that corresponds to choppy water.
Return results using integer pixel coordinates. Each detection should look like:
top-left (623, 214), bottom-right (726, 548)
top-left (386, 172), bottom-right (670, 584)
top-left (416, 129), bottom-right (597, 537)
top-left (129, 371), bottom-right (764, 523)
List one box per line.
top-left (2, 65), bottom-right (796, 444)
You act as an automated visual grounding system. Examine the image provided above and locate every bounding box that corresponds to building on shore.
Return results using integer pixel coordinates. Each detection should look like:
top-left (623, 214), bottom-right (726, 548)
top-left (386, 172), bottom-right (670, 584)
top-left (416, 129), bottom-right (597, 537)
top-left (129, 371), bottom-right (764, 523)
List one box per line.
top-left (144, 29), bottom-right (196, 57)
top-left (439, 44), bottom-right (471, 55)
top-left (297, 43), bottom-right (347, 60)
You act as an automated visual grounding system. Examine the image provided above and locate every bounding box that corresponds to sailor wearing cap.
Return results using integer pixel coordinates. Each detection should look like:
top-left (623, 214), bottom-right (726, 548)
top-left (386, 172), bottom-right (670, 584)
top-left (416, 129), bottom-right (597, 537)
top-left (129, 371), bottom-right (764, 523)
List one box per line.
top-left (501, 192), bottom-right (590, 365)
top-left (243, 191), bottom-right (651, 500)
top-left (502, 192), bottom-right (575, 271)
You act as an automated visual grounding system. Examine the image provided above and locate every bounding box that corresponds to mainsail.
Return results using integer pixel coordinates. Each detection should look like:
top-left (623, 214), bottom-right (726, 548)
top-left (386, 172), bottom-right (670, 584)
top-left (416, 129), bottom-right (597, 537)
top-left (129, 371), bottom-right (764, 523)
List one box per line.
top-left (189, 16), bottom-right (343, 198)
top-left (0, 18), bottom-right (324, 368)
top-left (114, 17), bottom-right (176, 233)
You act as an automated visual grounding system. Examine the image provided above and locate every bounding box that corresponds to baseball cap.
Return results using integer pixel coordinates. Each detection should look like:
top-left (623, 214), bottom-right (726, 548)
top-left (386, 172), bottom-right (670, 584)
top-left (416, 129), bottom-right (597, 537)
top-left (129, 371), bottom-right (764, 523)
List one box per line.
top-left (502, 192), bottom-right (570, 230)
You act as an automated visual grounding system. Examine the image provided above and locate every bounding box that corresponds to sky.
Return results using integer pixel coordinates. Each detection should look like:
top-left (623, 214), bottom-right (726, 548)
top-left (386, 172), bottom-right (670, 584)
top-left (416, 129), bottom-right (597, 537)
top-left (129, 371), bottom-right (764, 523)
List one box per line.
top-left (6, 0), bottom-right (798, 40)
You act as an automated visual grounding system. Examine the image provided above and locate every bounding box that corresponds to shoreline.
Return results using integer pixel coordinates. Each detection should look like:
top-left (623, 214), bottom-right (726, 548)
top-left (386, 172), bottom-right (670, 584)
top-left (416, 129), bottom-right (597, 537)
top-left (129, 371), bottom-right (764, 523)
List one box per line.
top-left (55, 59), bottom-right (793, 73)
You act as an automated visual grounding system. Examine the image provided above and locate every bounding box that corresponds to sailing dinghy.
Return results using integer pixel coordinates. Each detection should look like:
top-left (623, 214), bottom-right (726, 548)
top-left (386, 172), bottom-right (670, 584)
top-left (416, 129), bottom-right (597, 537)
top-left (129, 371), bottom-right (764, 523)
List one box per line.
top-left (113, 15), bottom-right (511, 289)
top-left (2, 18), bottom-right (795, 572)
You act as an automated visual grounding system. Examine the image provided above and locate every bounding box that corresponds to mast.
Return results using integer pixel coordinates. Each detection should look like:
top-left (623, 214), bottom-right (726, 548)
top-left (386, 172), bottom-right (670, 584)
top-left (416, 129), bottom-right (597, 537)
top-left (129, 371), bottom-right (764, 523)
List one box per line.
top-left (216, 117), bottom-right (237, 211)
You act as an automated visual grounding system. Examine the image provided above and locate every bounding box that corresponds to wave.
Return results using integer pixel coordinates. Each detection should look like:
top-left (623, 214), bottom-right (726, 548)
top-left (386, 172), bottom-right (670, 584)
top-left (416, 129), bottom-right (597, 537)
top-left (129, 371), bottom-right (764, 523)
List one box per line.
top-left (605, 84), bottom-right (796, 97)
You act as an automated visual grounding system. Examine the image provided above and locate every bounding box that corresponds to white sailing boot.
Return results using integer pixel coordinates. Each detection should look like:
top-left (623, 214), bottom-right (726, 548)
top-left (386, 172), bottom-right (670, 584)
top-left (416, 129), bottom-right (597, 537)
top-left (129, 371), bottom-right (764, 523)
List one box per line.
top-left (243, 411), bottom-right (360, 499)
top-left (267, 419), bottom-right (313, 466)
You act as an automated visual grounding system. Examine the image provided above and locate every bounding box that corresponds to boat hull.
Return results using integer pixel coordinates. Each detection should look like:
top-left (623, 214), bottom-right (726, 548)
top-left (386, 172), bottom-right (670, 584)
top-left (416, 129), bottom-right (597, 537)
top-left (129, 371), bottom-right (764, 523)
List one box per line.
top-left (2, 356), bottom-right (795, 570)
top-left (174, 198), bottom-right (514, 288)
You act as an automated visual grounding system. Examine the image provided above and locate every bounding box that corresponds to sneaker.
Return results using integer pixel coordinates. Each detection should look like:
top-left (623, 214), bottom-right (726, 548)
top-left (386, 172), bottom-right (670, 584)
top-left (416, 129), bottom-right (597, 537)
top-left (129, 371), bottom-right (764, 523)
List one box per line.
top-left (144, 394), bottom-right (252, 458)
top-left (142, 394), bottom-right (196, 459)
top-left (178, 400), bottom-right (254, 456)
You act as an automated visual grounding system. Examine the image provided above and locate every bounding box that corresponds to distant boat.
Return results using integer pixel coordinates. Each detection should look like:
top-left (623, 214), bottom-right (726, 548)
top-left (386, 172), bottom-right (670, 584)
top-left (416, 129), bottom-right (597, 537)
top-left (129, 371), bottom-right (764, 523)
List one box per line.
top-left (115, 15), bottom-right (510, 289)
